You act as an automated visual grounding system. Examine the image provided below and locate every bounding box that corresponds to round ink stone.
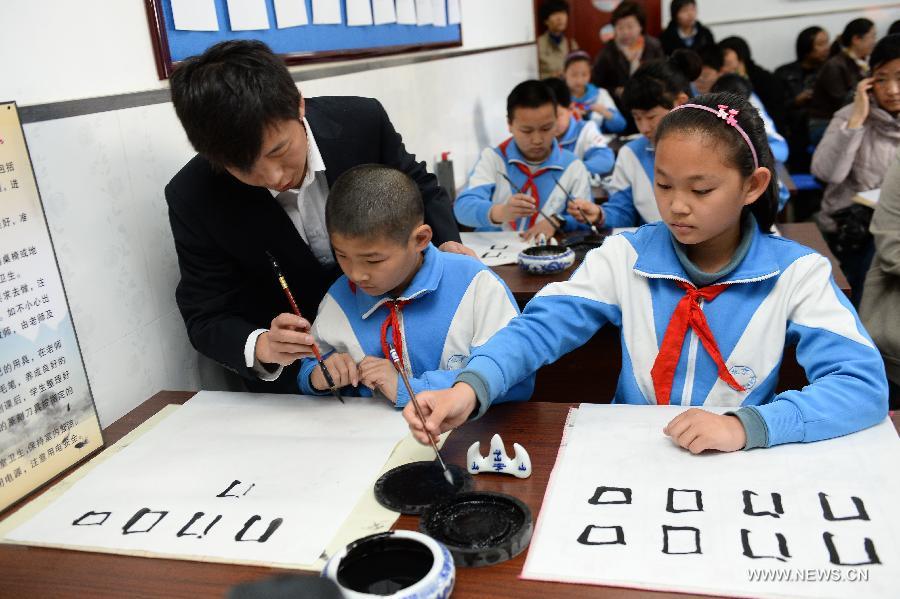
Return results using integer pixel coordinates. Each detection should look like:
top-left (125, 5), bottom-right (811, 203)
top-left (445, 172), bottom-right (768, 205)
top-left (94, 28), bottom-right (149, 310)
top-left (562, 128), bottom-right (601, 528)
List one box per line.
top-left (419, 491), bottom-right (533, 568)
top-left (374, 461), bottom-right (472, 515)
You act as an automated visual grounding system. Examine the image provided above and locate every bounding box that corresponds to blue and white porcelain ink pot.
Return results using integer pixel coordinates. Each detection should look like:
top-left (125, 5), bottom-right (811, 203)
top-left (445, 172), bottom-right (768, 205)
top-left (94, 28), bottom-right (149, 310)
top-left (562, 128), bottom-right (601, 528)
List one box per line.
top-left (517, 245), bottom-right (575, 275)
top-left (322, 530), bottom-right (455, 599)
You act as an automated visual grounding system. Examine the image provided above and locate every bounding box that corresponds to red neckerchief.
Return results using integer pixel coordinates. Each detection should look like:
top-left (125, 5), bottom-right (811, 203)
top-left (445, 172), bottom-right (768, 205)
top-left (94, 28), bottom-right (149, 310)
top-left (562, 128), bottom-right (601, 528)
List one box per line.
top-left (380, 300), bottom-right (410, 368)
top-left (498, 138), bottom-right (550, 230)
top-left (650, 281), bottom-right (745, 405)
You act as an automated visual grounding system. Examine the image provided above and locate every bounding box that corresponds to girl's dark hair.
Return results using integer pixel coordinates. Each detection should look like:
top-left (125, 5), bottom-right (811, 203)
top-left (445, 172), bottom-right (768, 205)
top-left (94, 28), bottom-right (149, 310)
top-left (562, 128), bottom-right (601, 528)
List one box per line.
top-left (795, 26), bottom-right (825, 62)
top-left (833, 18), bottom-right (875, 55)
top-left (564, 50), bottom-right (592, 70)
top-left (718, 36), bottom-right (753, 67)
top-left (710, 73), bottom-right (753, 99)
top-left (611, 1), bottom-right (645, 29)
top-left (670, 0), bottom-right (696, 22)
top-left (890, 20), bottom-right (900, 37)
top-left (622, 50), bottom-right (701, 111)
top-left (654, 92), bottom-right (778, 232)
top-left (870, 34), bottom-right (900, 71)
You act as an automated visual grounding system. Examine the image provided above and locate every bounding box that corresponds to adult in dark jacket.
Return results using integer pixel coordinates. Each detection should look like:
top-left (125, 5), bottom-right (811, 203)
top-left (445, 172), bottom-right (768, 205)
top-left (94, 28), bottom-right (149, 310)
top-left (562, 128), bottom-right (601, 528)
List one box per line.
top-left (660, 0), bottom-right (715, 56)
top-left (809, 18), bottom-right (876, 142)
top-left (166, 41), bottom-right (464, 393)
top-left (719, 36), bottom-right (787, 135)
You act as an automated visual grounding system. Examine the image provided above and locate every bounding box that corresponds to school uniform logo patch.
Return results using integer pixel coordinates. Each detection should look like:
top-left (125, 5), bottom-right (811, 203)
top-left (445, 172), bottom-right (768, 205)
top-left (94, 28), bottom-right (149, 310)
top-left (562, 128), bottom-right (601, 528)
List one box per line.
top-left (446, 354), bottom-right (468, 370)
top-left (728, 365), bottom-right (757, 391)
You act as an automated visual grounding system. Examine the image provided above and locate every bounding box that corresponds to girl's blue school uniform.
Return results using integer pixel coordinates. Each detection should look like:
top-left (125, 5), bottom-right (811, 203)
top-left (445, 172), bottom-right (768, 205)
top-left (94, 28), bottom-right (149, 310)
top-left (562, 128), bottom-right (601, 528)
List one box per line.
top-left (558, 116), bottom-right (615, 177)
top-left (454, 138), bottom-right (591, 232)
top-left (603, 135), bottom-right (662, 228)
top-left (457, 222), bottom-right (888, 447)
top-left (297, 244), bottom-right (534, 407)
top-left (571, 83), bottom-right (627, 133)
top-left (749, 92), bottom-right (791, 211)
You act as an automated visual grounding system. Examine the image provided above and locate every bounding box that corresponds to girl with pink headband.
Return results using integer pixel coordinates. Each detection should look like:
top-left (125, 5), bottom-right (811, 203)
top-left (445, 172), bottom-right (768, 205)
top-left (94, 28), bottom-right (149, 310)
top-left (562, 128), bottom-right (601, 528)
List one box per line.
top-left (404, 91), bottom-right (888, 457)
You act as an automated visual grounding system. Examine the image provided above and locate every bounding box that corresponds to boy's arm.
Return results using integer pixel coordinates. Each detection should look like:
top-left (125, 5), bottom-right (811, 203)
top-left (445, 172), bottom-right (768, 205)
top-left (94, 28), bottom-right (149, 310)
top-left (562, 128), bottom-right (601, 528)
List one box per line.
top-left (579, 123), bottom-right (616, 177)
top-left (733, 254), bottom-right (888, 448)
top-left (599, 108), bottom-right (627, 133)
top-left (601, 187), bottom-right (640, 228)
top-left (295, 294), bottom-right (360, 396)
top-left (453, 148), bottom-right (505, 228)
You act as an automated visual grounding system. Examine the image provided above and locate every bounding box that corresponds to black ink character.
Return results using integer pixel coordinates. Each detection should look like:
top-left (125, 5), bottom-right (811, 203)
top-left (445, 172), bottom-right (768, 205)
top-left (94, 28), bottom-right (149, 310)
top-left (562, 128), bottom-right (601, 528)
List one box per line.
top-left (588, 486), bottom-right (632, 505)
top-left (235, 516), bottom-right (283, 543)
top-left (177, 512), bottom-right (223, 539)
top-left (576, 525), bottom-right (626, 546)
top-left (662, 525), bottom-right (702, 555)
top-left (667, 488), bottom-right (703, 513)
top-left (72, 511), bottom-right (111, 526)
top-left (823, 532), bottom-right (881, 566)
top-left (819, 492), bottom-right (870, 521)
top-left (122, 508), bottom-right (168, 535)
top-left (740, 529), bottom-right (791, 562)
top-left (216, 480), bottom-right (256, 498)
top-left (742, 490), bottom-right (785, 518)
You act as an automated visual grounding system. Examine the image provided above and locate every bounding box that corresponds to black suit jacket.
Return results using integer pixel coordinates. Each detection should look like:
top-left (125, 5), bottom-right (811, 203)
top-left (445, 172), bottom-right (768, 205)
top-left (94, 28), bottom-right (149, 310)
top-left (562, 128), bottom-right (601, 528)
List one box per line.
top-left (165, 96), bottom-right (460, 392)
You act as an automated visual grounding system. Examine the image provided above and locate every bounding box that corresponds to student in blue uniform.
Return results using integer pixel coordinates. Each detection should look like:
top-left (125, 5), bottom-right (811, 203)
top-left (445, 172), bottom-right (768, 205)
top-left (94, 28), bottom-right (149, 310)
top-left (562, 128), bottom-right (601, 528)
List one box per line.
top-left (298, 164), bottom-right (533, 407)
top-left (563, 51), bottom-right (627, 133)
top-left (454, 80), bottom-right (592, 240)
top-left (543, 77), bottom-right (615, 178)
top-left (405, 92), bottom-right (888, 454)
top-left (568, 50), bottom-right (700, 229)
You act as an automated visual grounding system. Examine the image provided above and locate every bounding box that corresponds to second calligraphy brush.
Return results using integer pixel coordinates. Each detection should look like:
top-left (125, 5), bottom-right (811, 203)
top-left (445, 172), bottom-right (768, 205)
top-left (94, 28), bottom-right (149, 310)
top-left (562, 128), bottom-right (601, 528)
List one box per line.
top-left (551, 177), bottom-right (601, 237)
top-left (266, 252), bottom-right (344, 404)
top-left (388, 346), bottom-right (454, 485)
top-left (499, 172), bottom-right (562, 236)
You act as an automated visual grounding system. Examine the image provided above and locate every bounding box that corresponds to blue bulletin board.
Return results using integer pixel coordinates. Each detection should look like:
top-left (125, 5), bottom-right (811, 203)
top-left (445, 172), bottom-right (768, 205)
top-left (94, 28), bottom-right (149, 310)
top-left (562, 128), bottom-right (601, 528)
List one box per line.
top-left (145, 0), bottom-right (463, 78)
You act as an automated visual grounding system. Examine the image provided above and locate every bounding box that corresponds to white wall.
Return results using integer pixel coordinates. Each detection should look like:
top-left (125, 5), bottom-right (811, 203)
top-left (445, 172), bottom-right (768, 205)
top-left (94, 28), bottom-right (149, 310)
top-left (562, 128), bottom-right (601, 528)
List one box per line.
top-left (661, 0), bottom-right (900, 70)
top-left (2, 1), bottom-right (537, 426)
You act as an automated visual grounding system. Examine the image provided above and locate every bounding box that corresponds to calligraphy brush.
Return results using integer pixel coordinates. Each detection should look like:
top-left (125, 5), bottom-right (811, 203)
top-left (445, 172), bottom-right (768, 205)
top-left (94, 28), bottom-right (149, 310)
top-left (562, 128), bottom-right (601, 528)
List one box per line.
top-left (266, 252), bottom-right (344, 404)
top-left (388, 346), bottom-right (454, 485)
top-left (499, 172), bottom-right (562, 236)
top-left (551, 177), bottom-right (601, 237)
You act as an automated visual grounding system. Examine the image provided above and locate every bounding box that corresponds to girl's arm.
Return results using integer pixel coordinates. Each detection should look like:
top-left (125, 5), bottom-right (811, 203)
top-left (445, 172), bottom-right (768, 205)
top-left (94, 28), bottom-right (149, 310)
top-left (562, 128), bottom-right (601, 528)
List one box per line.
top-left (811, 111), bottom-right (866, 184)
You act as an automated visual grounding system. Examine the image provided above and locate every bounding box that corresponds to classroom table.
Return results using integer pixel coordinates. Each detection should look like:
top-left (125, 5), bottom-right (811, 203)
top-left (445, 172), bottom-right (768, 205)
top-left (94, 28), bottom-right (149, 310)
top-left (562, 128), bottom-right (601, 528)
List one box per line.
top-left (492, 222), bottom-right (850, 400)
top-left (0, 391), bottom-right (897, 599)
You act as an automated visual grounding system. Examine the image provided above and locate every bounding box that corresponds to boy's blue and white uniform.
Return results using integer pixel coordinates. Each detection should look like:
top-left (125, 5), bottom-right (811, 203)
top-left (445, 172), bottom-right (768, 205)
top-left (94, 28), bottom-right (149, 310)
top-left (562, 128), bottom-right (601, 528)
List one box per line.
top-left (454, 138), bottom-right (591, 232)
top-left (558, 115), bottom-right (615, 178)
top-left (298, 244), bottom-right (534, 407)
top-left (457, 222), bottom-right (888, 447)
top-left (572, 83), bottom-right (627, 133)
top-left (602, 135), bottom-right (662, 228)
top-left (749, 92), bottom-right (792, 211)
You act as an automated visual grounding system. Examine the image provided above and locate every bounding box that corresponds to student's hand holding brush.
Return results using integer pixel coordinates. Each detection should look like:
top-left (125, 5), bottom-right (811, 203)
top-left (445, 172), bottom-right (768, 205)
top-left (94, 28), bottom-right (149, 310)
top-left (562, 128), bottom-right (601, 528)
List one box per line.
top-left (567, 198), bottom-right (604, 227)
top-left (403, 383), bottom-right (478, 445)
top-left (310, 353), bottom-right (359, 391)
top-left (488, 193), bottom-right (537, 224)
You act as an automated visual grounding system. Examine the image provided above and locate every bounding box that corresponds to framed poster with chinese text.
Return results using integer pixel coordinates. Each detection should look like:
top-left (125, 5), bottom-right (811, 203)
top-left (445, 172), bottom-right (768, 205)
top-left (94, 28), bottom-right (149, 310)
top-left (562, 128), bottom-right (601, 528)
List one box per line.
top-left (0, 102), bottom-right (104, 514)
top-left (145, 0), bottom-right (463, 78)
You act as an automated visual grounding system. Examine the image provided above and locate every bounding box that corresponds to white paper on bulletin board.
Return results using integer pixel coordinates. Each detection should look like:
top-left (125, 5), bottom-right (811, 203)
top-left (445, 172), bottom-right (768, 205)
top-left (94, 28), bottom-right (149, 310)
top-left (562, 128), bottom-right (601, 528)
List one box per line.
top-left (4, 391), bottom-right (411, 566)
top-left (522, 404), bottom-right (900, 598)
top-left (0, 102), bottom-right (103, 514)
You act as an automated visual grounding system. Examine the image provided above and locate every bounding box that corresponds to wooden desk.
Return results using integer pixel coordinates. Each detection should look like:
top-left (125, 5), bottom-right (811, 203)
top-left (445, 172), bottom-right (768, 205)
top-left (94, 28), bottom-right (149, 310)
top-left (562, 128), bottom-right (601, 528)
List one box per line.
top-left (493, 222), bottom-right (850, 400)
top-left (1, 392), bottom-right (897, 598)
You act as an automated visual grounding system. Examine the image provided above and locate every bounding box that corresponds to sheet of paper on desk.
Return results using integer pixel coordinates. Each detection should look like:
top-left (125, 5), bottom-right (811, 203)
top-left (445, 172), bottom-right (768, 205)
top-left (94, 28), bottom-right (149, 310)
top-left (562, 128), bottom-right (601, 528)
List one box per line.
top-left (460, 231), bottom-right (531, 266)
top-left (854, 189), bottom-right (881, 208)
top-left (522, 404), bottom-right (900, 598)
top-left (5, 392), bottom-right (409, 567)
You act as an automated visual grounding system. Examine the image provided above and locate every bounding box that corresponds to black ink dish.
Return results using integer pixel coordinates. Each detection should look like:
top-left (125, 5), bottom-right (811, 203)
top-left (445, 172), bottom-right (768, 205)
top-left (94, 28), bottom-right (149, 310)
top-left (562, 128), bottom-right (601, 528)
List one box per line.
top-left (563, 232), bottom-right (606, 260)
top-left (374, 460), bottom-right (472, 515)
top-left (419, 491), bottom-right (533, 568)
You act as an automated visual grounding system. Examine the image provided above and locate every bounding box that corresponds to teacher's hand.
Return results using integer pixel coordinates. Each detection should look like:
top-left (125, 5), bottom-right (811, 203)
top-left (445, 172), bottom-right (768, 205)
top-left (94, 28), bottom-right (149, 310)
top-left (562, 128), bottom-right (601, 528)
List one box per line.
top-left (439, 241), bottom-right (477, 258)
top-left (255, 313), bottom-right (316, 366)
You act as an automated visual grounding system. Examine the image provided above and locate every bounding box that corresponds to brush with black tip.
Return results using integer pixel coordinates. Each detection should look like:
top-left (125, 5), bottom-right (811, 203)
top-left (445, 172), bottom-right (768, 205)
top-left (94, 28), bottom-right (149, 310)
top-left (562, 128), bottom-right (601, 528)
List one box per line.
top-left (388, 346), bottom-right (454, 485)
top-left (266, 251), bottom-right (344, 404)
top-left (552, 177), bottom-right (602, 237)
top-left (499, 172), bottom-right (562, 235)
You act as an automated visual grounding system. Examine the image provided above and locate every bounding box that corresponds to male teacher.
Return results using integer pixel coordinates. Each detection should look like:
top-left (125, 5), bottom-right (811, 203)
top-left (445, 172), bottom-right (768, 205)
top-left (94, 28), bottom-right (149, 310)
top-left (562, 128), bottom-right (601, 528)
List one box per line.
top-left (166, 40), bottom-right (466, 393)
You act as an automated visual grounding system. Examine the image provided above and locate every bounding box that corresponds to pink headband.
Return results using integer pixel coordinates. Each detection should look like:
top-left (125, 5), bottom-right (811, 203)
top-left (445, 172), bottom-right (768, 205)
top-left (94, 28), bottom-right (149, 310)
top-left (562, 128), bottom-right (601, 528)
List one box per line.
top-left (669, 103), bottom-right (759, 170)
